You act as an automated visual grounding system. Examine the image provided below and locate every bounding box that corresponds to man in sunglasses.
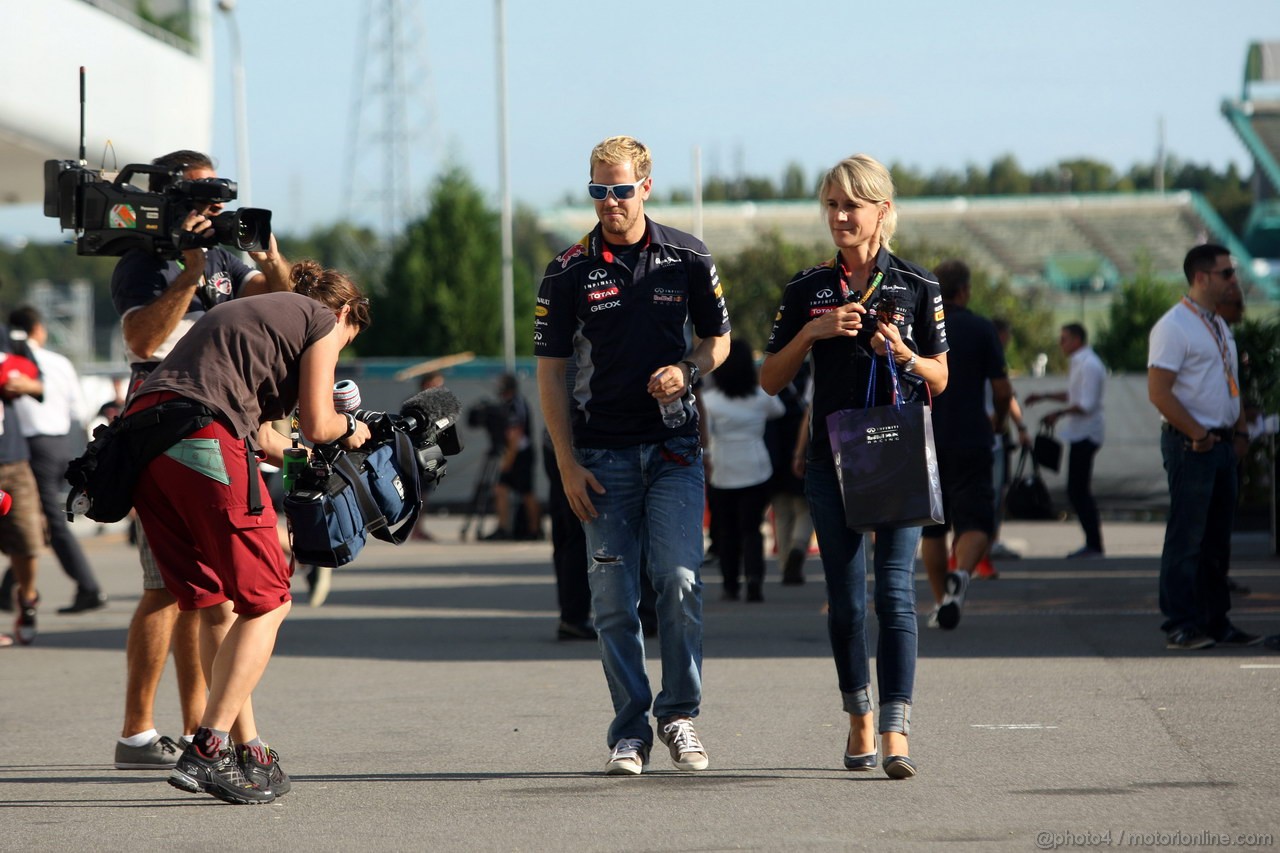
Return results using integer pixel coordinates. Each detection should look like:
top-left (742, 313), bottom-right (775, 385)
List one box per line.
top-left (536, 135), bottom-right (731, 776)
top-left (1147, 244), bottom-right (1260, 651)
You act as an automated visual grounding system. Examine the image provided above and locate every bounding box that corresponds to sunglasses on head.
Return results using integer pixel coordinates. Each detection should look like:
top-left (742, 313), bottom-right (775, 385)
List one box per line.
top-left (587, 179), bottom-right (645, 201)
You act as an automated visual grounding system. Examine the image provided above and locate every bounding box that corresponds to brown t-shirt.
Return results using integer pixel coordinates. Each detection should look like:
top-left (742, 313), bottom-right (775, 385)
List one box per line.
top-left (137, 292), bottom-right (337, 445)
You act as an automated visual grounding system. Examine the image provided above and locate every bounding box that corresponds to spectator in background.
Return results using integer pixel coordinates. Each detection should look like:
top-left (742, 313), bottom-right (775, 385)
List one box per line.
top-left (541, 360), bottom-right (594, 640)
top-left (986, 318), bottom-right (1029, 566)
top-left (1147, 244), bottom-right (1258, 650)
top-left (1215, 278), bottom-right (1251, 598)
top-left (702, 339), bottom-right (784, 602)
top-left (766, 362), bottom-right (812, 585)
top-left (0, 322), bottom-right (45, 647)
top-left (762, 153), bottom-right (948, 779)
top-left (920, 259), bottom-right (1010, 630)
top-left (9, 306), bottom-right (107, 614)
top-left (1024, 323), bottom-right (1106, 558)
top-left (485, 373), bottom-right (542, 541)
top-left (410, 370), bottom-right (444, 543)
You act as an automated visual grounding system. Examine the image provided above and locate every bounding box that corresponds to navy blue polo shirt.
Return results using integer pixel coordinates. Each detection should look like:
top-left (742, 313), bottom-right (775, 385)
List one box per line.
top-left (765, 247), bottom-right (948, 464)
top-left (535, 217), bottom-right (731, 448)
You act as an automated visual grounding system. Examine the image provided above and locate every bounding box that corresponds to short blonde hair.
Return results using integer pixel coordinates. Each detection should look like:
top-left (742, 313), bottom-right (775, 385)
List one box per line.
top-left (819, 154), bottom-right (898, 252)
top-left (589, 136), bottom-right (652, 181)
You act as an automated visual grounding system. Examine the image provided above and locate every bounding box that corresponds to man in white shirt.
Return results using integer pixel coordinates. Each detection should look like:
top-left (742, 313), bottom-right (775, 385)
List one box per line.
top-left (9, 307), bottom-right (105, 613)
top-left (1147, 243), bottom-right (1258, 651)
top-left (1024, 323), bottom-right (1106, 558)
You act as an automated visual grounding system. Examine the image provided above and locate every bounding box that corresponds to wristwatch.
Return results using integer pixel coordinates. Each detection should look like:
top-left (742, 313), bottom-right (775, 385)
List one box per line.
top-left (901, 354), bottom-right (918, 373)
top-left (680, 360), bottom-right (700, 387)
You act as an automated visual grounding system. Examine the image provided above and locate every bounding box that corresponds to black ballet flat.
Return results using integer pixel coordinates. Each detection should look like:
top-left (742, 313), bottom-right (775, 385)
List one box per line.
top-left (843, 750), bottom-right (878, 771)
top-left (883, 755), bottom-right (917, 779)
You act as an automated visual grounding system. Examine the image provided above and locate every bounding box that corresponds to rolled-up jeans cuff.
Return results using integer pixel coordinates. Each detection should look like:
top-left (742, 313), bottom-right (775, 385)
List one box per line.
top-left (879, 701), bottom-right (911, 735)
top-left (842, 686), bottom-right (873, 716)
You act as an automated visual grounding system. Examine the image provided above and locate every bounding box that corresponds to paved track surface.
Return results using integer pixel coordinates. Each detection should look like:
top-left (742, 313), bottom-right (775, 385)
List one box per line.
top-left (3, 518), bottom-right (1278, 852)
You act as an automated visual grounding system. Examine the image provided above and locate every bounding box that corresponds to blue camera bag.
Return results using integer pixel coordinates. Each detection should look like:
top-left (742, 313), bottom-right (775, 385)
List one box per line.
top-left (284, 428), bottom-right (420, 568)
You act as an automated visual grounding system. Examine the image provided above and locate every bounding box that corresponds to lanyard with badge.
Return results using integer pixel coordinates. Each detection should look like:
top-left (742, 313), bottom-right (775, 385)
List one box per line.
top-left (1180, 296), bottom-right (1239, 398)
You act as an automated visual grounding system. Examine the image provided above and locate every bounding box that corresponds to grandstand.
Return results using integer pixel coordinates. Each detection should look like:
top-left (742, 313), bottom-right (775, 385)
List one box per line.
top-left (1221, 40), bottom-right (1280, 262)
top-left (541, 190), bottom-right (1259, 296)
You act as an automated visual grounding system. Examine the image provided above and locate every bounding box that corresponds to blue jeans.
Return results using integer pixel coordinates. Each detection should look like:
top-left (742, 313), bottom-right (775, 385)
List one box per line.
top-left (575, 435), bottom-right (705, 747)
top-left (805, 457), bottom-right (919, 717)
top-left (1158, 430), bottom-right (1235, 636)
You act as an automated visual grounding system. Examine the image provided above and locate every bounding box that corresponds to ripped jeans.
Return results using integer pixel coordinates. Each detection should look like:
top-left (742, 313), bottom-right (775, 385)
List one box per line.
top-left (575, 435), bottom-right (706, 747)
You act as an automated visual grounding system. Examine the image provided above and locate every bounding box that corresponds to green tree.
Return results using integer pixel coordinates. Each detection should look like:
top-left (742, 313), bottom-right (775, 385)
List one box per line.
top-left (1093, 261), bottom-right (1182, 371)
top-left (366, 165), bottom-right (513, 358)
top-left (718, 230), bottom-right (827, 351)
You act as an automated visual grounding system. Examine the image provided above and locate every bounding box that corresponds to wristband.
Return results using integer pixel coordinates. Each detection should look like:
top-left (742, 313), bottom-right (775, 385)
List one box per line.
top-left (341, 411), bottom-right (357, 440)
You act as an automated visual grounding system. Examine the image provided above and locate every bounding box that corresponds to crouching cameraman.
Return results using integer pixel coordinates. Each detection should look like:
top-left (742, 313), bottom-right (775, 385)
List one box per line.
top-left (126, 262), bottom-right (370, 804)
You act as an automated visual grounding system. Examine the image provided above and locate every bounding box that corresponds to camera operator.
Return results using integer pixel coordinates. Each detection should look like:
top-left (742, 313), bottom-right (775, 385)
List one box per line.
top-left (483, 372), bottom-right (542, 541)
top-left (107, 150), bottom-right (293, 772)
top-left (129, 262), bottom-right (371, 803)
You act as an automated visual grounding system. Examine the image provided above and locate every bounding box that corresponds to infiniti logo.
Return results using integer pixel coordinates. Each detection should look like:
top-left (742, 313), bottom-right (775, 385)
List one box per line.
top-left (816, 288), bottom-right (834, 299)
top-left (588, 268), bottom-right (608, 281)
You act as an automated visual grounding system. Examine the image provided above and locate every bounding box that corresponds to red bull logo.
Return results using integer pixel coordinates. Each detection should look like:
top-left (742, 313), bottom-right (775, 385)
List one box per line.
top-left (557, 242), bottom-right (587, 269)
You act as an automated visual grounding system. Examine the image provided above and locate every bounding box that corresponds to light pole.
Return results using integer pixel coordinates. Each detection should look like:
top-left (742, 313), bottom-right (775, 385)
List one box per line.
top-left (218, 0), bottom-right (251, 207)
top-left (496, 0), bottom-right (515, 371)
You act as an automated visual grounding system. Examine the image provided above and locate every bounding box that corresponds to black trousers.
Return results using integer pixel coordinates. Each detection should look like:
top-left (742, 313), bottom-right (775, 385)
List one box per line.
top-left (1067, 439), bottom-right (1103, 552)
top-left (542, 444), bottom-right (591, 625)
top-left (707, 481), bottom-right (773, 590)
top-left (28, 433), bottom-right (101, 594)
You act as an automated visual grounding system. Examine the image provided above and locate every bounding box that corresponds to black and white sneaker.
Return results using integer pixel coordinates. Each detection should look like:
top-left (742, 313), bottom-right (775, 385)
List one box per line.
top-left (238, 744), bottom-right (291, 797)
top-left (169, 734), bottom-right (275, 804)
top-left (936, 570), bottom-right (969, 631)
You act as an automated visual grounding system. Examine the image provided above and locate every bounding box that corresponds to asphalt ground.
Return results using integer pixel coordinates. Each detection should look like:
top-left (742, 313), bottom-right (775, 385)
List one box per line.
top-left (2, 516), bottom-right (1279, 852)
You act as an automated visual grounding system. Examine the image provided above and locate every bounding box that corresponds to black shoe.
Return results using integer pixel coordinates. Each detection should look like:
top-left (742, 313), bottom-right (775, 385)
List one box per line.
top-left (168, 738), bottom-right (276, 804)
top-left (58, 589), bottom-right (108, 614)
top-left (1264, 635), bottom-right (1280, 652)
top-left (556, 620), bottom-right (597, 641)
top-left (883, 755), bottom-right (918, 779)
top-left (745, 583), bottom-right (764, 603)
top-left (1215, 626), bottom-right (1263, 647)
top-left (237, 744), bottom-right (291, 797)
top-left (0, 568), bottom-right (12, 612)
top-left (1165, 628), bottom-right (1215, 650)
top-left (721, 586), bottom-right (740, 602)
top-left (780, 549), bottom-right (806, 585)
top-left (481, 529), bottom-right (512, 541)
top-left (1226, 578), bottom-right (1251, 597)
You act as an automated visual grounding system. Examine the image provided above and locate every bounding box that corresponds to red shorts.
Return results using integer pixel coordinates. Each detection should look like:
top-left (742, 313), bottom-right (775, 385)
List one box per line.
top-left (132, 412), bottom-right (291, 615)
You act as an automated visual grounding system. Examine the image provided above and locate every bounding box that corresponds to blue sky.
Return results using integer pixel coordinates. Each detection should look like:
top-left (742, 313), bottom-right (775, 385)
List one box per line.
top-left (7, 1), bottom-right (1274, 241)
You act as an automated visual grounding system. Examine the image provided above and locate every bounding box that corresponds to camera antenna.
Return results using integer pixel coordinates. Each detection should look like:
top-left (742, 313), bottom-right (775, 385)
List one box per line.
top-left (78, 66), bottom-right (87, 165)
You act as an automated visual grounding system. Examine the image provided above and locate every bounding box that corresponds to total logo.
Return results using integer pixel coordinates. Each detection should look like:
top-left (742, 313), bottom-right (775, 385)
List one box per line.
top-left (587, 286), bottom-right (619, 302)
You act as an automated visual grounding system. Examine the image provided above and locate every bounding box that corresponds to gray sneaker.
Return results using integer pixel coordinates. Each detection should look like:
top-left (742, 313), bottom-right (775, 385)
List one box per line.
top-left (115, 734), bottom-right (183, 769)
top-left (658, 718), bottom-right (709, 771)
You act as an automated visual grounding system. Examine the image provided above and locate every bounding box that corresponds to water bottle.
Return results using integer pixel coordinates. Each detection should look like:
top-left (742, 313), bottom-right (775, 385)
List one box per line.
top-left (660, 393), bottom-right (689, 428)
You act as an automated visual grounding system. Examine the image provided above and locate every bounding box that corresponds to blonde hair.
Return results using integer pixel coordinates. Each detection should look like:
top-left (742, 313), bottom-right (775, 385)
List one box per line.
top-left (589, 136), bottom-right (652, 181)
top-left (819, 154), bottom-right (898, 252)
top-left (290, 260), bottom-right (371, 332)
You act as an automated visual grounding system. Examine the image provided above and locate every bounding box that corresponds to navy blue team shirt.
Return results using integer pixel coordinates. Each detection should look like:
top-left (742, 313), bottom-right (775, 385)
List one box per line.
top-left (535, 217), bottom-right (731, 449)
top-left (765, 247), bottom-right (948, 464)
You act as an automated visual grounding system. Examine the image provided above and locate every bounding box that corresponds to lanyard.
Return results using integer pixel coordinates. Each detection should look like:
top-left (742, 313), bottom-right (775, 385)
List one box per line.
top-left (838, 263), bottom-right (885, 306)
top-left (1180, 297), bottom-right (1239, 398)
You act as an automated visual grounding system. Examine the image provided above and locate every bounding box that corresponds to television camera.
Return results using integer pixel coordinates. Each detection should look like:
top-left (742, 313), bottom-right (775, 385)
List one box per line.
top-left (43, 160), bottom-right (272, 259)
